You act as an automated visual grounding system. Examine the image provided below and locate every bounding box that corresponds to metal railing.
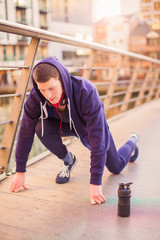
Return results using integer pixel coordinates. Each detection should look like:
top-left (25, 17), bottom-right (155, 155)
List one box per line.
top-left (0, 19), bottom-right (160, 176)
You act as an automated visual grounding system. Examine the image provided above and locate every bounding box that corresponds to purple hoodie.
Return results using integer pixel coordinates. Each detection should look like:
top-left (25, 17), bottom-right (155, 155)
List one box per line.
top-left (15, 57), bottom-right (110, 185)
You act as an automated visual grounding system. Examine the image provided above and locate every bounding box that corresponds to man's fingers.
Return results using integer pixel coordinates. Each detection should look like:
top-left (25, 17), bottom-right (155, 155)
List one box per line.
top-left (14, 188), bottom-right (20, 193)
top-left (91, 198), bottom-right (102, 205)
top-left (22, 185), bottom-right (29, 190)
top-left (10, 185), bottom-right (29, 193)
top-left (90, 199), bottom-right (96, 205)
top-left (90, 195), bottom-right (106, 205)
top-left (10, 183), bottom-right (17, 192)
top-left (99, 194), bottom-right (106, 202)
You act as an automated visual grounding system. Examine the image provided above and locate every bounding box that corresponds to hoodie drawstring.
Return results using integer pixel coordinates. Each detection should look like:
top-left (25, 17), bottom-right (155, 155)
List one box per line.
top-left (40, 102), bottom-right (44, 137)
top-left (40, 101), bottom-right (48, 137)
top-left (67, 98), bottom-right (72, 131)
top-left (40, 99), bottom-right (79, 138)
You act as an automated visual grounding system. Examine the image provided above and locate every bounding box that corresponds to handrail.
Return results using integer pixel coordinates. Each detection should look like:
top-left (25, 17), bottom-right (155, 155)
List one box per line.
top-left (0, 120), bottom-right (13, 126)
top-left (0, 19), bottom-right (160, 64)
top-left (0, 94), bottom-right (21, 98)
top-left (0, 19), bottom-right (160, 175)
top-left (0, 65), bottom-right (29, 70)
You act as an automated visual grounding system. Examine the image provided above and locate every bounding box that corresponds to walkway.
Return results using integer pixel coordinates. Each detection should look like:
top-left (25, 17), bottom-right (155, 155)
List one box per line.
top-left (0, 99), bottom-right (160, 240)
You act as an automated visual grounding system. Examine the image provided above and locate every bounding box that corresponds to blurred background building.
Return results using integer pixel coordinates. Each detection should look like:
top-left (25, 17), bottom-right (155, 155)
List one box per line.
top-left (49, 0), bottom-right (93, 68)
top-left (0, 0), bottom-right (160, 86)
top-left (0, 0), bottom-right (93, 86)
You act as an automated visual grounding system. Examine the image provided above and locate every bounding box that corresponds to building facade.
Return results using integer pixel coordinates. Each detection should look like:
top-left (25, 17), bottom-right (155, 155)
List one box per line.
top-left (0, 0), bottom-right (51, 62)
top-left (94, 16), bottom-right (130, 51)
top-left (49, 0), bottom-right (93, 66)
top-left (0, 0), bottom-right (94, 86)
top-left (51, 0), bottom-right (93, 25)
top-left (0, 0), bottom-right (51, 86)
top-left (140, 0), bottom-right (160, 29)
top-left (120, 0), bottom-right (160, 60)
top-left (129, 21), bottom-right (160, 60)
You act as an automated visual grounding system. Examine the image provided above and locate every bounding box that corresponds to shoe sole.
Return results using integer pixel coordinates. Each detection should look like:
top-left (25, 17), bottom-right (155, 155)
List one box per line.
top-left (69, 156), bottom-right (77, 171)
top-left (130, 146), bottom-right (139, 162)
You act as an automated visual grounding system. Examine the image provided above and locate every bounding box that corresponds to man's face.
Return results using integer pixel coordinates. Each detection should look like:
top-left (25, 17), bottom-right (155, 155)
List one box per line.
top-left (36, 77), bottom-right (63, 105)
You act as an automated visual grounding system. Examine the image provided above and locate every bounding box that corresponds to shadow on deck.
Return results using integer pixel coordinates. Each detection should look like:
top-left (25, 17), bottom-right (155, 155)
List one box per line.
top-left (0, 99), bottom-right (160, 240)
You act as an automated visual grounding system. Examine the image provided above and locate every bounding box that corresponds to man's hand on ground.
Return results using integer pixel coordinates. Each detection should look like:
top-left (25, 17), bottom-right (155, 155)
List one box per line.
top-left (10, 172), bottom-right (29, 193)
top-left (90, 184), bottom-right (106, 205)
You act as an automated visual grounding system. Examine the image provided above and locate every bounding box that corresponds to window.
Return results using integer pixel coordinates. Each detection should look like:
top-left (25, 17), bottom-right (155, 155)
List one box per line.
top-left (152, 21), bottom-right (160, 29)
top-left (39, 0), bottom-right (47, 10)
top-left (63, 51), bottom-right (76, 60)
top-left (141, 0), bottom-right (151, 2)
top-left (154, 14), bottom-right (160, 20)
top-left (141, 6), bottom-right (152, 12)
top-left (16, 9), bottom-right (26, 24)
top-left (148, 38), bottom-right (159, 45)
top-left (3, 45), bottom-right (6, 61)
top-left (154, 2), bottom-right (160, 11)
top-left (144, 15), bottom-right (152, 20)
top-left (13, 46), bottom-right (16, 59)
top-left (19, 46), bottom-right (25, 60)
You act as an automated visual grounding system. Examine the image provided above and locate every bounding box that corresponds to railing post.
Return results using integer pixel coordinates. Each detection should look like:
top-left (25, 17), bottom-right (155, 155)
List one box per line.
top-left (135, 64), bottom-right (152, 107)
top-left (103, 55), bottom-right (124, 115)
top-left (82, 49), bottom-right (96, 79)
top-left (146, 65), bottom-right (159, 102)
top-left (120, 61), bottom-right (141, 113)
top-left (0, 37), bottom-right (40, 173)
top-left (155, 71), bottom-right (160, 99)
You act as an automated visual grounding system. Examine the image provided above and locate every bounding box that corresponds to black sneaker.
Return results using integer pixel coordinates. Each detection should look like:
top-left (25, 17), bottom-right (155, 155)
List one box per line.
top-left (56, 154), bottom-right (77, 184)
top-left (129, 133), bottom-right (139, 162)
top-left (130, 146), bottom-right (139, 162)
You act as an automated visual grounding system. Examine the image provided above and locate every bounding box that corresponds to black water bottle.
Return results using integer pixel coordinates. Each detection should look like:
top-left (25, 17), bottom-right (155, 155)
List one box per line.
top-left (118, 182), bottom-right (132, 217)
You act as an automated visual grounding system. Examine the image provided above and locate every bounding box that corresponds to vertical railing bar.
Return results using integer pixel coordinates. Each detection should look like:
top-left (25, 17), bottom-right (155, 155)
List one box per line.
top-left (152, 68), bottom-right (160, 100)
top-left (120, 60), bottom-right (141, 113)
top-left (0, 37), bottom-right (40, 173)
top-left (103, 55), bottom-right (124, 115)
top-left (6, 38), bottom-right (40, 173)
top-left (146, 65), bottom-right (159, 102)
top-left (135, 64), bottom-right (153, 107)
top-left (82, 49), bottom-right (97, 79)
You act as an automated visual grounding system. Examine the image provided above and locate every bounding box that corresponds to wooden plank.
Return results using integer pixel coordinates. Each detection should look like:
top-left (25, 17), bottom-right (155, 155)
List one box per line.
top-left (0, 100), bottom-right (160, 240)
top-left (0, 224), bottom-right (34, 240)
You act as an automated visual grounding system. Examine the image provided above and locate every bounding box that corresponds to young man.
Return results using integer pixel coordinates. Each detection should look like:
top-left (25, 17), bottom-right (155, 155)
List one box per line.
top-left (10, 56), bottom-right (139, 205)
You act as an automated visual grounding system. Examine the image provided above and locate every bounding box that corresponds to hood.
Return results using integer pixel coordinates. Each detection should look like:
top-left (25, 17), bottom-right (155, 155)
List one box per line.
top-left (32, 56), bottom-right (72, 103)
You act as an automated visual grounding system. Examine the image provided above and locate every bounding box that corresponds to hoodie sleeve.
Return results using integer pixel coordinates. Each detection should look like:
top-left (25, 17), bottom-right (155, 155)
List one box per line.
top-left (15, 92), bottom-right (41, 172)
top-left (80, 87), bottom-right (110, 185)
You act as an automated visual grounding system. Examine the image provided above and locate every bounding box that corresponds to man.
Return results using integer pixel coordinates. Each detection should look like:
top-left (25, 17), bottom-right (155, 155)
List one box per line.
top-left (10, 56), bottom-right (139, 205)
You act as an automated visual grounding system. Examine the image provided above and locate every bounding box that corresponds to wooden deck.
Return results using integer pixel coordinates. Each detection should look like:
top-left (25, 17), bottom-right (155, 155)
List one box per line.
top-left (0, 99), bottom-right (160, 240)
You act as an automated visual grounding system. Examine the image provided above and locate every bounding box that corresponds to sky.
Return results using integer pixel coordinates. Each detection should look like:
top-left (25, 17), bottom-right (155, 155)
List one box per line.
top-left (93, 0), bottom-right (121, 22)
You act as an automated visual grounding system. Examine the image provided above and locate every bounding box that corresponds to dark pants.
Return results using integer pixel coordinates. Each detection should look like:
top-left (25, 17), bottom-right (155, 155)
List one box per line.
top-left (35, 119), bottom-right (135, 174)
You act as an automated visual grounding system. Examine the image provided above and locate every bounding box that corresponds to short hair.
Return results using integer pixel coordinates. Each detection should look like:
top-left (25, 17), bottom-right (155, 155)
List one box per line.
top-left (32, 63), bottom-right (60, 83)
